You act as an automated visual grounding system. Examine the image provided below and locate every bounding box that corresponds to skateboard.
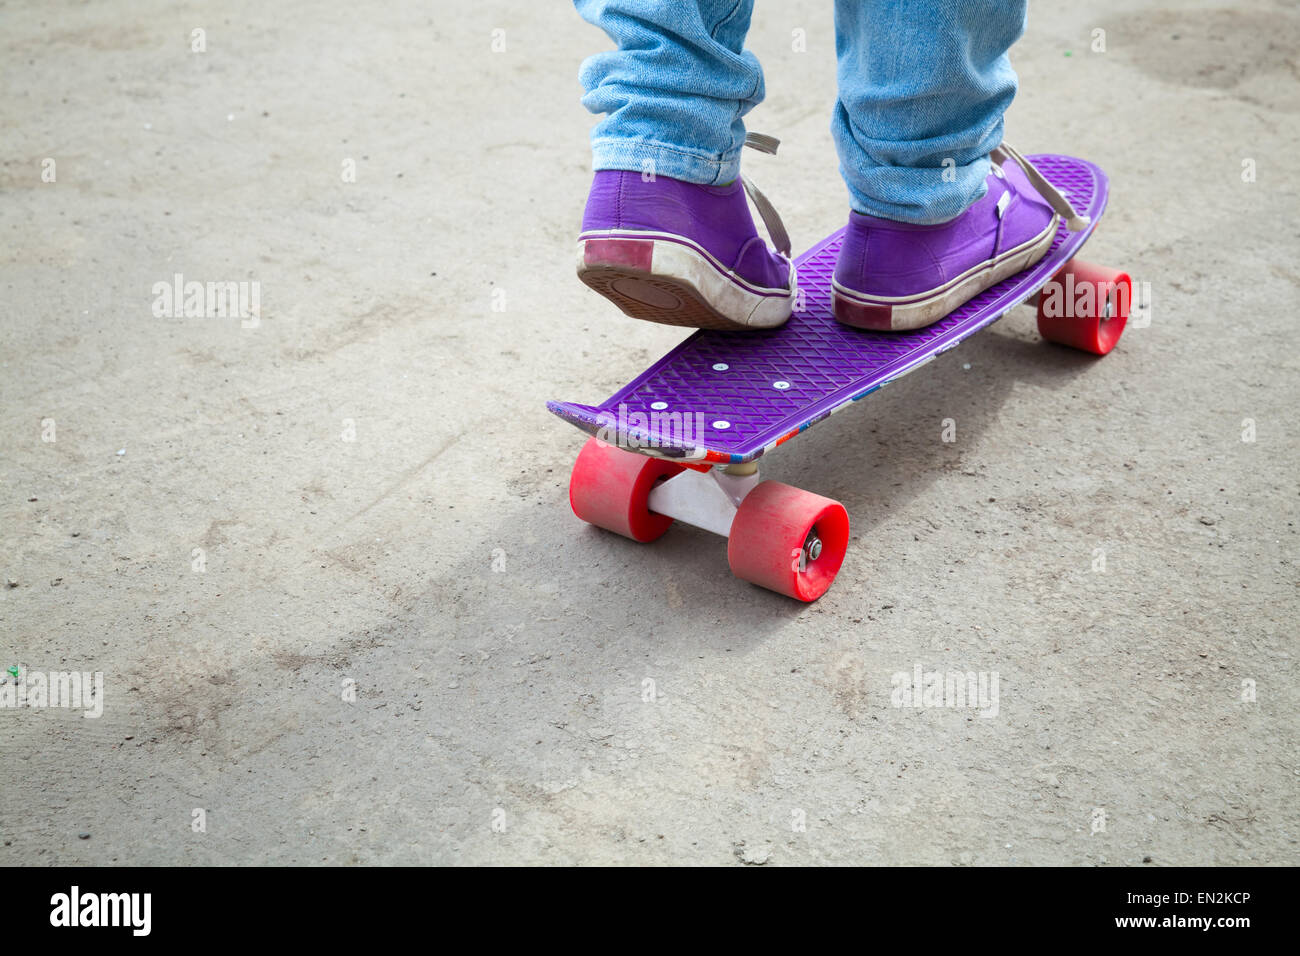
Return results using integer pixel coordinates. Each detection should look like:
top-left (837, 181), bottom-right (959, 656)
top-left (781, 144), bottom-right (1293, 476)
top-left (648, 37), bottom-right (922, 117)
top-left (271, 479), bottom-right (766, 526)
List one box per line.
top-left (548, 154), bottom-right (1130, 601)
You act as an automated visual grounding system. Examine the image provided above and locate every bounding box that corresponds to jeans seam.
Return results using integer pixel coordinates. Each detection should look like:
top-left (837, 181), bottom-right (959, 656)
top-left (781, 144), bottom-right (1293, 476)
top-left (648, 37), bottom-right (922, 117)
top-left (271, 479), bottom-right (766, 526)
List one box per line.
top-left (616, 168), bottom-right (624, 229)
top-left (710, 1), bottom-right (746, 43)
top-left (709, 1), bottom-right (762, 104)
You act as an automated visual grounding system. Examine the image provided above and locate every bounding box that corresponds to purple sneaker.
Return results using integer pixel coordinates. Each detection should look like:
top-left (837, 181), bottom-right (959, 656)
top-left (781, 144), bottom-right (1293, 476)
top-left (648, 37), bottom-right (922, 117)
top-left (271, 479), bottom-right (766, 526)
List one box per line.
top-left (577, 135), bottom-right (796, 331)
top-left (833, 144), bottom-right (1091, 332)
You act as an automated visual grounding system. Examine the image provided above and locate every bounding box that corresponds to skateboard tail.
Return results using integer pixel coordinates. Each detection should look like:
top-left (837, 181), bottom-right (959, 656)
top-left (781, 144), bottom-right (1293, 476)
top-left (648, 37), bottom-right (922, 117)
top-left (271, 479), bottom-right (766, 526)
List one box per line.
top-left (546, 400), bottom-right (720, 463)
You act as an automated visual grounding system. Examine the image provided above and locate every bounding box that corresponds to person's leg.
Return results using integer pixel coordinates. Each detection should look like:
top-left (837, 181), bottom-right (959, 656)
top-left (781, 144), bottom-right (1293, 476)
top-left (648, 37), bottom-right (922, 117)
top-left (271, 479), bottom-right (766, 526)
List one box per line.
top-left (572, 0), bottom-right (795, 331)
top-left (832, 0), bottom-right (1026, 224)
top-left (575, 0), bottom-right (763, 185)
top-left (830, 0), bottom-right (1089, 332)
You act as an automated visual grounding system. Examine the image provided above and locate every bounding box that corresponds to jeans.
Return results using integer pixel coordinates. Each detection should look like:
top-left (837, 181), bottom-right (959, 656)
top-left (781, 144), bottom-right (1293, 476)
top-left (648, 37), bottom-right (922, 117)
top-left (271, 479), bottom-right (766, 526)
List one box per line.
top-left (574, 0), bottom-right (1027, 224)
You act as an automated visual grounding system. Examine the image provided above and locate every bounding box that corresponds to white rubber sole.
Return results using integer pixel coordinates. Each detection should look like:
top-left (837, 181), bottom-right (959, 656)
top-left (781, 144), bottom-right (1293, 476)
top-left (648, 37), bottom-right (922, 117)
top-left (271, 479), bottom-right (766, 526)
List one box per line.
top-left (577, 230), bottom-right (796, 331)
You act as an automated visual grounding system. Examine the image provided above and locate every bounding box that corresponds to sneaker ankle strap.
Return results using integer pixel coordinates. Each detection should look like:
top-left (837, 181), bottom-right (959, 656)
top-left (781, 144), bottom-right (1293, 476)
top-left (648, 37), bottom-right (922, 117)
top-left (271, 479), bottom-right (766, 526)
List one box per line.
top-left (992, 142), bottom-right (1091, 232)
top-left (742, 132), bottom-right (791, 257)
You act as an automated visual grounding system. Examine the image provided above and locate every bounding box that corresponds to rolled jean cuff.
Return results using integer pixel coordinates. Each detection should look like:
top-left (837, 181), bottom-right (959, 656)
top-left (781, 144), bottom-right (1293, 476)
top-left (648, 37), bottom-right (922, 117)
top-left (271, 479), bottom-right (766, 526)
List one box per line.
top-left (590, 137), bottom-right (742, 186)
top-left (843, 156), bottom-right (993, 225)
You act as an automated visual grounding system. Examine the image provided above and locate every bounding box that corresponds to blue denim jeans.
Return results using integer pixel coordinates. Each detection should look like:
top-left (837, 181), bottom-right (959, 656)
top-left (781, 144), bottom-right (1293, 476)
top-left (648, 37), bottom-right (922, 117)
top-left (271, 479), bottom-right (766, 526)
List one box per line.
top-left (574, 0), bottom-right (1027, 224)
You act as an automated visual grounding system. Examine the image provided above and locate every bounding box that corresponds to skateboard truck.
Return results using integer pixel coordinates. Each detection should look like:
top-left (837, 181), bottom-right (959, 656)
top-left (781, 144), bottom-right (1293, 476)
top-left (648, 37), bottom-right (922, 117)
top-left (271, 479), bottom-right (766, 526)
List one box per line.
top-left (645, 462), bottom-right (759, 537)
top-left (648, 463), bottom-right (829, 580)
top-left (568, 439), bottom-right (850, 602)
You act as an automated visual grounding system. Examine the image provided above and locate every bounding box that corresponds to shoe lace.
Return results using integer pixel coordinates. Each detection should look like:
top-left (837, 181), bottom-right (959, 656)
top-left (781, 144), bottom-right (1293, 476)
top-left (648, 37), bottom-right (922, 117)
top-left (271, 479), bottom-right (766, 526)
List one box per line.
top-left (742, 132), bottom-right (792, 257)
top-left (740, 136), bottom-right (1090, 254)
top-left (991, 142), bottom-right (1091, 232)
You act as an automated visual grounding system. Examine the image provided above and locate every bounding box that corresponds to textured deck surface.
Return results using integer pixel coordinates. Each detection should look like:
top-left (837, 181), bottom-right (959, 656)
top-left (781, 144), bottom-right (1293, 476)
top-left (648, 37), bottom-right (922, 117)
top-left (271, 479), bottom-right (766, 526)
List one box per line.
top-left (550, 154), bottom-right (1108, 462)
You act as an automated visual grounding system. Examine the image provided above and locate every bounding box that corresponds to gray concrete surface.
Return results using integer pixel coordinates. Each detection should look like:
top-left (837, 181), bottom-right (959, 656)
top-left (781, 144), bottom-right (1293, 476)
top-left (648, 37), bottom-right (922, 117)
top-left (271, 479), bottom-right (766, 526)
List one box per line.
top-left (2, 0), bottom-right (1297, 865)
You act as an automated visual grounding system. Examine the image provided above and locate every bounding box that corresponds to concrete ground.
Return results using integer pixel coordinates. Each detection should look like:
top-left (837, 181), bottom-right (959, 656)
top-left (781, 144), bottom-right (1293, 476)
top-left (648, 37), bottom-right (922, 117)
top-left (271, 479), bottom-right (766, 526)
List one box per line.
top-left (1, 0), bottom-right (1296, 866)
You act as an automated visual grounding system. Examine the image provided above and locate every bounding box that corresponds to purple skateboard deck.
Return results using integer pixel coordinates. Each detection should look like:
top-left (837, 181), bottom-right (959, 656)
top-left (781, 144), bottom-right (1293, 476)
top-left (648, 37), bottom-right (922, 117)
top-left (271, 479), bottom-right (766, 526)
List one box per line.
top-left (549, 154), bottom-right (1108, 465)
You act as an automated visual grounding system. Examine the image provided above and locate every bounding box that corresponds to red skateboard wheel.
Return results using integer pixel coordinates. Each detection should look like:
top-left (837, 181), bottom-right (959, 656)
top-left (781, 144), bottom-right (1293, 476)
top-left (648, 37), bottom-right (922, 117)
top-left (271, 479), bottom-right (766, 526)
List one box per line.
top-left (568, 437), bottom-right (685, 542)
top-left (727, 481), bottom-right (849, 602)
top-left (1036, 258), bottom-right (1131, 355)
